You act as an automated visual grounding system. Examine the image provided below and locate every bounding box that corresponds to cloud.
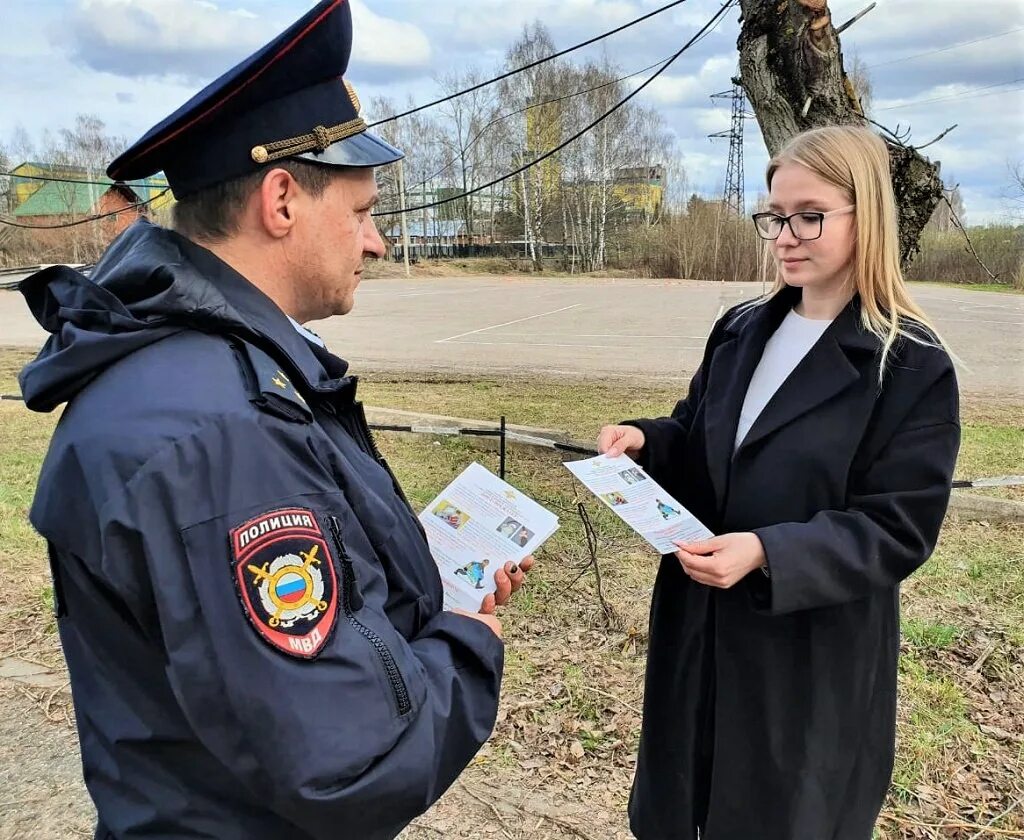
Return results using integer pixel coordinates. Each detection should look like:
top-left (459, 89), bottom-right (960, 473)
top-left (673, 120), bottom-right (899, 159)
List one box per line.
top-left (349, 0), bottom-right (432, 77)
top-left (8, 0), bottom-right (1021, 224)
top-left (447, 0), bottom-right (642, 48)
top-left (56, 0), bottom-right (433, 86)
top-left (640, 54), bottom-right (737, 106)
top-left (843, 0), bottom-right (1023, 54)
top-left (694, 106), bottom-right (732, 135)
top-left (56, 0), bottom-right (269, 82)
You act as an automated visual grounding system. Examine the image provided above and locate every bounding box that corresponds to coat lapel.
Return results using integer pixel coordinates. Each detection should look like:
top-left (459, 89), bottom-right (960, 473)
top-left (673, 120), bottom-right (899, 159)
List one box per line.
top-left (701, 293), bottom-right (791, 511)
top-left (702, 289), bottom-right (878, 512)
top-left (736, 296), bottom-right (879, 455)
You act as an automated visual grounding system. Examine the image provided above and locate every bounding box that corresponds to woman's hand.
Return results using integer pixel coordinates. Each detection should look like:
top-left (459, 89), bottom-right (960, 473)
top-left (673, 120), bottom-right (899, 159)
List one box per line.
top-left (597, 425), bottom-right (646, 459)
top-left (674, 533), bottom-right (766, 589)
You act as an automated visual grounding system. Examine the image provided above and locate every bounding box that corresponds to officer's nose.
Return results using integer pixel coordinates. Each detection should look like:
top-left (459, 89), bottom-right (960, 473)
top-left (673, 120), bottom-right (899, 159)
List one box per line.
top-left (363, 217), bottom-right (386, 259)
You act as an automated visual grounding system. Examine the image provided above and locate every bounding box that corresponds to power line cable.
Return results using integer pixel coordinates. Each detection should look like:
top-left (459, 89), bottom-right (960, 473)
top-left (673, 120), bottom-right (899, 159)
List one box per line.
top-left (373, 0), bottom-right (736, 218)
top-left (867, 27), bottom-right (1024, 69)
top-left (3, 1), bottom-right (729, 228)
top-left (367, 0), bottom-right (700, 129)
top-left (402, 54), bottom-right (676, 197)
top-left (0, 189), bottom-right (170, 229)
top-left (0, 170), bottom-right (165, 189)
top-left (401, 4), bottom-right (733, 199)
top-left (876, 77), bottom-right (1024, 111)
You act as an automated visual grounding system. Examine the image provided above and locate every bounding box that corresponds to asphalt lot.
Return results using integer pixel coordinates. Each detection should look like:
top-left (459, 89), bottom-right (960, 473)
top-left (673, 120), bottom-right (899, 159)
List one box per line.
top-left (2, 274), bottom-right (1022, 396)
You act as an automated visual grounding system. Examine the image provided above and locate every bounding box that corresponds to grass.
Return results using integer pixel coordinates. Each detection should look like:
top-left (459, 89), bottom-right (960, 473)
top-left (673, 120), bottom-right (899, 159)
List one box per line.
top-left (907, 520), bottom-right (1024, 641)
top-left (901, 618), bottom-right (964, 651)
top-left (363, 256), bottom-right (642, 281)
top-left (360, 372), bottom-right (1024, 503)
top-left (360, 374), bottom-right (681, 442)
top-left (891, 655), bottom-right (975, 798)
top-left (909, 279), bottom-right (1024, 295)
top-left (1, 350), bottom-right (1022, 836)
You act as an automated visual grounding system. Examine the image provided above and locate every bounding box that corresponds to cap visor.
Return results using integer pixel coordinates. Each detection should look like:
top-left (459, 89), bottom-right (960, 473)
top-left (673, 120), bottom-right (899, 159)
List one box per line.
top-left (295, 130), bottom-right (403, 168)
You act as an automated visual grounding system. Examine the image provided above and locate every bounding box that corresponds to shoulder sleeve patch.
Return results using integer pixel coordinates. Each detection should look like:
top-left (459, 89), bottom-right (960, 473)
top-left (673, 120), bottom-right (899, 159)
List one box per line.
top-left (230, 507), bottom-right (338, 658)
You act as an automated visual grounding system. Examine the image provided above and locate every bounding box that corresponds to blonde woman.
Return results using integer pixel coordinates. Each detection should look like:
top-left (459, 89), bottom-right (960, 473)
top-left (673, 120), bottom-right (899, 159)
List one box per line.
top-left (598, 126), bottom-right (960, 840)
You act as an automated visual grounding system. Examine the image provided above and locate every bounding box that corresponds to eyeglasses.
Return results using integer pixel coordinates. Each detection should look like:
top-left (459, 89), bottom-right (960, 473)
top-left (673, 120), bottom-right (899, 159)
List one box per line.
top-left (751, 205), bottom-right (855, 241)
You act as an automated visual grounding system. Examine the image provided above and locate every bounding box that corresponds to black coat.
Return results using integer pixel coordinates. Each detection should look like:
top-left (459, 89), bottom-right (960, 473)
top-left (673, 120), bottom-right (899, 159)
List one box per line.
top-left (626, 287), bottom-right (960, 840)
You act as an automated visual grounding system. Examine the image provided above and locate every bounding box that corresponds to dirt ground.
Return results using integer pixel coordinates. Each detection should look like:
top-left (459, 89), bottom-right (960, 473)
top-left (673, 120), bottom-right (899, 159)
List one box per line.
top-left (0, 674), bottom-right (630, 840)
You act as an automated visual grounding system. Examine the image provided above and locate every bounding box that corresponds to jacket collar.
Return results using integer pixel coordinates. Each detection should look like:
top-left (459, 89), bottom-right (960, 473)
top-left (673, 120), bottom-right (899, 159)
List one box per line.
top-left (702, 286), bottom-right (879, 511)
top-left (171, 230), bottom-right (354, 396)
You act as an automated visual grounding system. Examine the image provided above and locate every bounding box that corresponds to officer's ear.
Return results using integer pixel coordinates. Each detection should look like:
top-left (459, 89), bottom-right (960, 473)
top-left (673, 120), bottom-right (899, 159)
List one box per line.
top-left (257, 167), bottom-right (301, 239)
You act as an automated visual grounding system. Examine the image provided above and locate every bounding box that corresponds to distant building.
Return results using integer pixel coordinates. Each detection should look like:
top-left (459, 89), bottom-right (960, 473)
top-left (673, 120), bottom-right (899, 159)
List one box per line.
top-left (5, 162), bottom-right (174, 261)
top-left (9, 162), bottom-right (173, 233)
top-left (383, 219), bottom-right (492, 259)
top-left (612, 165), bottom-right (665, 220)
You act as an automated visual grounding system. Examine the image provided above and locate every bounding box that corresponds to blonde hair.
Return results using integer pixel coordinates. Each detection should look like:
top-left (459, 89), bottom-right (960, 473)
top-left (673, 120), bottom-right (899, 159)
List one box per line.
top-left (759, 125), bottom-right (946, 382)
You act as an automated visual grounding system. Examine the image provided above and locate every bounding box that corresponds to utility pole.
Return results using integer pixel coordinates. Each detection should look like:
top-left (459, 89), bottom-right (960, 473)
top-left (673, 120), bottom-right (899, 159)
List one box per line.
top-left (396, 158), bottom-right (411, 277)
top-left (708, 77), bottom-right (753, 217)
top-left (422, 182), bottom-right (429, 261)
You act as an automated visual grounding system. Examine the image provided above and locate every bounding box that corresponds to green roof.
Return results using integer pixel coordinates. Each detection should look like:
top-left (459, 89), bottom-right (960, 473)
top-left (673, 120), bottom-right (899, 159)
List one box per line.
top-left (13, 179), bottom-right (116, 217)
top-left (10, 162), bottom-right (169, 216)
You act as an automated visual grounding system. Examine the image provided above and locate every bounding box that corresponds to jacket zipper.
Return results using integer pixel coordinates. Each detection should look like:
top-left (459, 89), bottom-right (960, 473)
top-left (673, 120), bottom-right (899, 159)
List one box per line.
top-left (353, 402), bottom-right (385, 462)
top-left (327, 514), bottom-right (412, 716)
top-left (350, 403), bottom-right (425, 538)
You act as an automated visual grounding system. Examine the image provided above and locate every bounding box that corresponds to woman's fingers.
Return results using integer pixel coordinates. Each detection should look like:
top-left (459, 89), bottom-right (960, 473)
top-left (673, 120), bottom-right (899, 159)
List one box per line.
top-left (597, 425), bottom-right (645, 458)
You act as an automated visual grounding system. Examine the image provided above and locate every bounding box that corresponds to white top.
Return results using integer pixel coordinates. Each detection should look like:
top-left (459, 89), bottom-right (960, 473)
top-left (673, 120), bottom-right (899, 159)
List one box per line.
top-left (734, 309), bottom-right (833, 450)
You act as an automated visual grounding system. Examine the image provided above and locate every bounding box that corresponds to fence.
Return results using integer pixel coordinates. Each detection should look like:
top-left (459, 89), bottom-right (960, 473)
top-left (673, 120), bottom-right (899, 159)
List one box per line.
top-left (1, 392), bottom-right (1019, 491)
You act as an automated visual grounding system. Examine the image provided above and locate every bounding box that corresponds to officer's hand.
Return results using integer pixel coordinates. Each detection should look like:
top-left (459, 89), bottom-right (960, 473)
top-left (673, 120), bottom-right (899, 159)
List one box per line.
top-left (597, 424), bottom-right (646, 459)
top-left (491, 555), bottom-right (534, 607)
top-left (452, 609), bottom-right (503, 639)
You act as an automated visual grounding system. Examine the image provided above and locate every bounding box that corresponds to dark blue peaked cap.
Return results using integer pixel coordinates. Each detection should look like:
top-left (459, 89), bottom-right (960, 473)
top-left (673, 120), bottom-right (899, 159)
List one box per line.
top-left (107, 0), bottom-right (402, 198)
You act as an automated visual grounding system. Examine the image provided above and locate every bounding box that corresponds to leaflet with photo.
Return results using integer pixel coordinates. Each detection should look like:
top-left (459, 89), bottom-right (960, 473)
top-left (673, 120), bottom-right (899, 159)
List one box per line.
top-left (419, 462), bottom-right (560, 612)
top-left (564, 453), bottom-right (713, 554)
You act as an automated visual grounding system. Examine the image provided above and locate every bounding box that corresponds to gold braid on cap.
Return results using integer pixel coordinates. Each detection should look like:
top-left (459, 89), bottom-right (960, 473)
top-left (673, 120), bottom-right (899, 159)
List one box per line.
top-left (251, 79), bottom-right (366, 164)
top-left (344, 79), bottom-right (361, 115)
top-left (251, 117), bottom-right (366, 164)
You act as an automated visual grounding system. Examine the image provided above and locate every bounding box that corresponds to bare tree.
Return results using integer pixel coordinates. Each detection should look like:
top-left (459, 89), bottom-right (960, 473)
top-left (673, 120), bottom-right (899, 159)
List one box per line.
top-left (736, 0), bottom-right (944, 266)
top-left (5, 115), bottom-right (130, 263)
top-left (434, 68), bottom-right (499, 242)
top-left (1007, 160), bottom-right (1024, 220)
top-left (0, 140), bottom-right (11, 216)
top-left (845, 51), bottom-right (873, 116)
top-left (925, 185), bottom-right (965, 232)
top-left (498, 22), bottom-right (564, 269)
top-left (59, 114), bottom-right (127, 174)
top-left (8, 125), bottom-right (35, 166)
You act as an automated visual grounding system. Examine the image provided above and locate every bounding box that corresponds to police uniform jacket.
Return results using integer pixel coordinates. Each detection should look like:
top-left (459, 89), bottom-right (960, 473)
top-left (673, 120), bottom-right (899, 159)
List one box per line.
top-left (19, 220), bottom-right (503, 840)
top-left (624, 286), bottom-right (960, 840)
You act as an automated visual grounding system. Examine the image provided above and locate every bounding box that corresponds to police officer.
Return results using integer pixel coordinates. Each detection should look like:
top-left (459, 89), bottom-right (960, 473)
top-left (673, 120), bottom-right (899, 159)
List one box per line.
top-left (18, 2), bottom-right (528, 837)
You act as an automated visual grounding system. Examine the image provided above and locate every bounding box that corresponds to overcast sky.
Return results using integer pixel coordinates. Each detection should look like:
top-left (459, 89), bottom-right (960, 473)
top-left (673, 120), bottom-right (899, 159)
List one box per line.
top-left (3, 0), bottom-right (1022, 223)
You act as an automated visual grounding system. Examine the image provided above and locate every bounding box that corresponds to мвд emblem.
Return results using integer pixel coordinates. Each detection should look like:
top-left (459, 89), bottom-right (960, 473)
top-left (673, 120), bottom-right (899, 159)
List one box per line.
top-left (230, 507), bottom-right (338, 659)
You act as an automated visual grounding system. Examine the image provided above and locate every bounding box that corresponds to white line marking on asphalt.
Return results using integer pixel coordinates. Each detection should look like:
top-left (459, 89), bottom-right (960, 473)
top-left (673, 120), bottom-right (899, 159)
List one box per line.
top-left (436, 304), bottom-right (583, 343)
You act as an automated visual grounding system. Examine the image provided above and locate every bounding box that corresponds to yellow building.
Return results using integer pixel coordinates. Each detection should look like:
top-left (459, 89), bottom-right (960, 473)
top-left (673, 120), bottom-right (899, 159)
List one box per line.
top-left (612, 166), bottom-right (665, 219)
top-left (524, 97), bottom-right (562, 195)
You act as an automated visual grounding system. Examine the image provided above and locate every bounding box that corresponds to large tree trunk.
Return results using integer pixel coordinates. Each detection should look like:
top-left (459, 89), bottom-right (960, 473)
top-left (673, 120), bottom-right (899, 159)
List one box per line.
top-left (737, 0), bottom-right (943, 267)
